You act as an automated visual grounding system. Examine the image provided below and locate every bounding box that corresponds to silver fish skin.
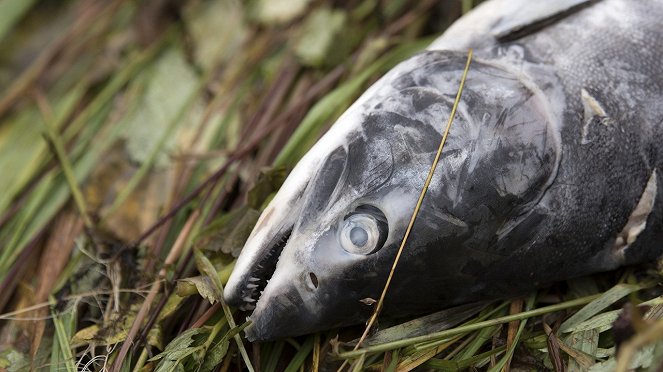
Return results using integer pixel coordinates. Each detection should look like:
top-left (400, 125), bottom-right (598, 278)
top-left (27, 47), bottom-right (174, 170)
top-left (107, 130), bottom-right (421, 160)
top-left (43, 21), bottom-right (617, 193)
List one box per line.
top-left (225, 0), bottom-right (663, 341)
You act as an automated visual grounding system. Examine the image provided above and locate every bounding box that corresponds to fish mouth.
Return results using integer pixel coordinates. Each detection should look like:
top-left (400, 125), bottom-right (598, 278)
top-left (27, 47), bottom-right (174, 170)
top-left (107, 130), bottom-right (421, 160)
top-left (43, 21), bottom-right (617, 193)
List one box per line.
top-left (228, 226), bottom-right (293, 311)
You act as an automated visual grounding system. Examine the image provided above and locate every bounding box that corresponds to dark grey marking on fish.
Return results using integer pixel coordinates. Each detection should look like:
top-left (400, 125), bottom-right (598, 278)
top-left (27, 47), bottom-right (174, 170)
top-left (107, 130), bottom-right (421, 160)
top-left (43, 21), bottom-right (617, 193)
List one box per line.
top-left (225, 0), bottom-right (663, 341)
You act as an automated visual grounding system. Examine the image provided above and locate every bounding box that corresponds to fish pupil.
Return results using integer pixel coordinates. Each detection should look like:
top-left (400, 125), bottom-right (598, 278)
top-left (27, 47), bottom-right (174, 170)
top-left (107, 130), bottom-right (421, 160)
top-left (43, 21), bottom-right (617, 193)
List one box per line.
top-left (350, 226), bottom-right (368, 247)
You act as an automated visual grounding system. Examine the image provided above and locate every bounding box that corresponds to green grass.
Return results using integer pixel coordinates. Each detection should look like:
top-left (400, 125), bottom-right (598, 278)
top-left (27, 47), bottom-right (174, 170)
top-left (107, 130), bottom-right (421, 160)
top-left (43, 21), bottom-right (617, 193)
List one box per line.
top-left (0, 1), bottom-right (662, 371)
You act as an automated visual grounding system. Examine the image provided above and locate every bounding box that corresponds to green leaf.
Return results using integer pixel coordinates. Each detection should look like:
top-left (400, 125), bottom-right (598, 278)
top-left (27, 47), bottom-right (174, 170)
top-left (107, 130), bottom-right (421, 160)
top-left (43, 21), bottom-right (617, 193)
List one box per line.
top-left (150, 328), bottom-right (208, 362)
top-left (560, 283), bottom-right (643, 333)
top-left (0, 348), bottom-right (29, 371)
top-left (200, 340), bottom-right (230, 372)
top-left (284, 336), bottom-right (314, 372)
top-left (194, 250), bottom-right (225, 297)
top-left (565, 310), bottom-right (620, 334)
top-left (200, 323), bottom-right (250, 372)
top-left (294, 7), bottom-right (348, 67)
top-left (194, 250), bottom-right (254, 372)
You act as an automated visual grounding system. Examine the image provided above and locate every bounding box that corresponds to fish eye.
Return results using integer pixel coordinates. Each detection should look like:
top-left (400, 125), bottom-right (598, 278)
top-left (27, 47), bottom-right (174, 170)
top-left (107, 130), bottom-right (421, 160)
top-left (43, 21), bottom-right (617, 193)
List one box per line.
top-left (339, 205), bottom-right (388, 255)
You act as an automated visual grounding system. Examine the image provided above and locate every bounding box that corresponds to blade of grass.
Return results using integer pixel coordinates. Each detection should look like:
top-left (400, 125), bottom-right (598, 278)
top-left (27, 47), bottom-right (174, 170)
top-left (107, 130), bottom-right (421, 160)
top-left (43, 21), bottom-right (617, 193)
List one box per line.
top-left (350, 352), bottom-right (365, 372)
top-left (0, 0), bottom-right (121, 117)
top-left (351, 48), bottom-right (474, 355)
top-left (396, 335), bottom-right (464, 371)
top-left (284, 336), bottom-right (314, 372)
top-left (384, 349), bottom-right (400, 372)
top-left (33, 90), bottom-right (93, 228)
top-left (337, 294), bottom-right (601, 359)
top-left (424, 345), bottom-right (507, 371)
top-left (0, 86), bottom-right (82, 225)
top-left (412, 302), bottom-right (510, 351)
top-left (0, 0), bottom-right (38, 42)
top-left (362, 302), bottom-right (485, 346)
top-left (454, 325), bottom-right (499, 361)
top-left (559, 283), bottom-right (646, 333)
top-left (396, 307), bottom-right (508, 370)
top-left (263, 341), bottom-right (285, 372)
top-left (50, 296), bottom-right (76, 372)
top-left (488, 294), bottom-right (537, 372)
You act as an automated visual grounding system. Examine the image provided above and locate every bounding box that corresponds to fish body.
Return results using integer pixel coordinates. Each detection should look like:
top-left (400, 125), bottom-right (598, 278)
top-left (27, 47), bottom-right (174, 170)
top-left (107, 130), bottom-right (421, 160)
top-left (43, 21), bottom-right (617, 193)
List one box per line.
top-left (225, 0), bottom-right (663, 341)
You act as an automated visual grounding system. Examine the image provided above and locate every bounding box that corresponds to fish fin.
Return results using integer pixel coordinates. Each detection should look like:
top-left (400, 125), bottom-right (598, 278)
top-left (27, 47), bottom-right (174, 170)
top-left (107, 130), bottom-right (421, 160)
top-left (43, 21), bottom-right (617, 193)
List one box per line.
top-left (492, 0), bottom-right (600, 42)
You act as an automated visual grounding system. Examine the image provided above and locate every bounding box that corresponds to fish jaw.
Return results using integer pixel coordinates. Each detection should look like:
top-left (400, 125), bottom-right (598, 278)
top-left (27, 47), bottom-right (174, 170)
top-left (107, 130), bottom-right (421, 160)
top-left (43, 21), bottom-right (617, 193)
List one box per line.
top-left (223, 167), bottom-right (309, 309)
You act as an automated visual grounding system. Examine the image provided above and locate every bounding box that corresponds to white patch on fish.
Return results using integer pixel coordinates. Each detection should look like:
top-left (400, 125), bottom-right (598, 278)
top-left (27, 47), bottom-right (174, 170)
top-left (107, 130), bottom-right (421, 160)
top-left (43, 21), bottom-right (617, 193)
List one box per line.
top-left (613, 169), bottom-right (658, 259)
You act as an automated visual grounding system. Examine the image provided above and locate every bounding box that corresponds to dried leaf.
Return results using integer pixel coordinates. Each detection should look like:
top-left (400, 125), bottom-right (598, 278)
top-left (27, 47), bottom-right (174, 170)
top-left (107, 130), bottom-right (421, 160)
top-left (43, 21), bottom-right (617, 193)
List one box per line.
top-left (122, 47), bottom-right (203, 167)
top-left (178, 276), bottom-right (221, 304)
top-left (0, 348), bottom-right (29, 371)
top-left (557, 338), bottom-right (596, 370)
top-left (183, 0), bottom-right (247, 70)
top-left (544, 322), bottom-right (566, 372)
top-left (566, 329), bottom-right (599, 372)
top-left (71, 313), bottom-right (132, 347)
top-left (252, 0), bottom-right (311, 25)
top-left (294, 7), bottom-right (348, 67)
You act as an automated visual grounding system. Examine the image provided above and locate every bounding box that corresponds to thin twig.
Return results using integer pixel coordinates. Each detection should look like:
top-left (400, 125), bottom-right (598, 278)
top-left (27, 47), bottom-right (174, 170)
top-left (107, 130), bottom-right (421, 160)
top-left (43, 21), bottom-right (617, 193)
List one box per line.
top-left (351, 49), bottom-right (474, 355)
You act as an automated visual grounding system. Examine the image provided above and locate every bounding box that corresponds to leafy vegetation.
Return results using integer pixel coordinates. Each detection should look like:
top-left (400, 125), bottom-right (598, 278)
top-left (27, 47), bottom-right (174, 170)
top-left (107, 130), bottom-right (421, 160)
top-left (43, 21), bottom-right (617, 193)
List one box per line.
top-left (0, 0), bottom-right (662, 371)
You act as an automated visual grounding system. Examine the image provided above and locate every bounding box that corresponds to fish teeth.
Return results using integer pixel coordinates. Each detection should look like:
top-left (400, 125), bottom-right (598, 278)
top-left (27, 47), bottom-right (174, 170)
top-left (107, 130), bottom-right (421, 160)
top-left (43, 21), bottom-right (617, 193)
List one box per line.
top-left (247, 284), bottom-right (258, 289)
top-left (242, 296), bottom-right (256, 303)
top-left (248, 277), bottom-right (260, 282)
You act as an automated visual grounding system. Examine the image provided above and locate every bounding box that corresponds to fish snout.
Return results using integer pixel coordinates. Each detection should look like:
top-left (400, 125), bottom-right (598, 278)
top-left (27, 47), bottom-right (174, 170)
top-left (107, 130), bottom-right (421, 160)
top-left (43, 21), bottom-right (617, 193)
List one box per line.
top-left (244, 273), bottom-right (320, 341)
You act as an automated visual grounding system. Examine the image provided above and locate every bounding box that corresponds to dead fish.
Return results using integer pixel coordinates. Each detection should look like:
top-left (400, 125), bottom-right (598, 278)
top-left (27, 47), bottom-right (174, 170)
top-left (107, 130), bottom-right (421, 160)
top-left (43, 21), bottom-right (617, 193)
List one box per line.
top-left (225, 0), bottom-right (663, 341)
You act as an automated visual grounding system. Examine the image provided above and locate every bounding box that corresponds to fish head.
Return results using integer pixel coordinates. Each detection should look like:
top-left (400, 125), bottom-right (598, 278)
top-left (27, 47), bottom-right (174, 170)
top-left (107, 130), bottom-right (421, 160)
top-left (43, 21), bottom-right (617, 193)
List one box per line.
top-left (225, 50), bottom-right (561, 341)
